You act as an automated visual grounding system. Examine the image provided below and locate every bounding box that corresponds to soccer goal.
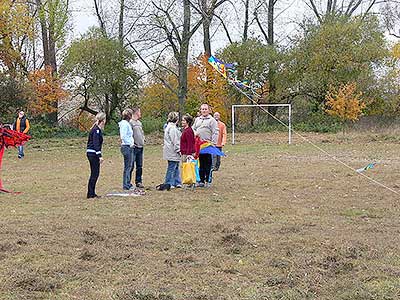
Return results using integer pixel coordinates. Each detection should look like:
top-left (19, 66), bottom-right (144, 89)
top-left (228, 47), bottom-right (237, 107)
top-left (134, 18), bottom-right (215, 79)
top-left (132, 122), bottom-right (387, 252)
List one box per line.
top-left (231, 104), bottom-right (292, 145)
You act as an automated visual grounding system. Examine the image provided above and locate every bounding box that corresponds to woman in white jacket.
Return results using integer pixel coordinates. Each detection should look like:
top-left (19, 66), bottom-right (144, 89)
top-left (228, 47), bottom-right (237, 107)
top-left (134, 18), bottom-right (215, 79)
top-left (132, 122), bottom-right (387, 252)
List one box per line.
top-left (162, 112), bottom-right (182, 189)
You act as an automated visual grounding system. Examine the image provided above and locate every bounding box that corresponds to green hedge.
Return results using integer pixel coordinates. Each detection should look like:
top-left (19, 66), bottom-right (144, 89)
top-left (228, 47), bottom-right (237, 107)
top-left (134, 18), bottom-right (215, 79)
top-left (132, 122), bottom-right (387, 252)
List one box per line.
top-left (29, 122), bottom-right (86, 139)
top-left (294, 112), bottom-right (343, 133)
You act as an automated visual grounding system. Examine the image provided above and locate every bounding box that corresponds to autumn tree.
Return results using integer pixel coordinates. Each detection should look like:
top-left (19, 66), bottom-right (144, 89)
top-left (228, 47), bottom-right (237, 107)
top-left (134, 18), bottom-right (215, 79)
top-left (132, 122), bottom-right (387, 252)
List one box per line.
top-left (140, 75), bottom-right (179, 118)
top-left (140, 55), bottom-right (230, 120)
top-left (188, 55), bottom-right (230, 119)
top-left (325, 82), bottom-right (366, 131)
top-left (0, 0), bottom-right (34, 74)
top-left (286, 15), bottom-right (387, 111)
top-left (27, 66), bottom-right (68, 118)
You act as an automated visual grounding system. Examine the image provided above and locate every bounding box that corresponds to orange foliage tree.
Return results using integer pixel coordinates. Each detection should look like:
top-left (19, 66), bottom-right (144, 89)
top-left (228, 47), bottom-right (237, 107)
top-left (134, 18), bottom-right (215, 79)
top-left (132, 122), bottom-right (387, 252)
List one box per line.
top-left (27, 66), bottom-right (68, 117)
top-left (141, 55), bottom-right (231, 121)
top-left (141, 74), bottom-right (179, 118)
top-left (325, 82), bottom-right (366, 127)
top-left (188, 55), bottom-right (230, 120)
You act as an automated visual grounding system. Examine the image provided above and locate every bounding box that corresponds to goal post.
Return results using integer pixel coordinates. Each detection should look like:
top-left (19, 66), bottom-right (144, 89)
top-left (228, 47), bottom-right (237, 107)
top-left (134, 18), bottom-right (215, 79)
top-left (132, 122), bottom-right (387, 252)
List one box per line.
top-left (231, 104), bottom-right (292, 145)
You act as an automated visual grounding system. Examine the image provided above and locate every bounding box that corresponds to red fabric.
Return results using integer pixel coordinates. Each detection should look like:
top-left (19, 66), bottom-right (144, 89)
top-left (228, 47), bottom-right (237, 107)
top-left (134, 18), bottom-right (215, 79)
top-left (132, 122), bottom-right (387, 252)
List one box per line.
top-left (180, 127), bottom-right (195, 155)
top-left (0, 128), bottom-right (30, 194)
top-left (0, 128), bottom-right (31, 148)
top-left (194, 136), bottom-right (206, 159)
top-left (0, 146), bottom-right (4, 189)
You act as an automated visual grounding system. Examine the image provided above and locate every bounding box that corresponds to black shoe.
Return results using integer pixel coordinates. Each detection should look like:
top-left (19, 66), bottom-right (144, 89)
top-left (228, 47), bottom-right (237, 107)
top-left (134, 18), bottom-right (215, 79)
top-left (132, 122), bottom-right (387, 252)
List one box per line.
top-left (156, 183), bottom-right (171, 191)
top-left (87, 194), bottom-right (101, 199)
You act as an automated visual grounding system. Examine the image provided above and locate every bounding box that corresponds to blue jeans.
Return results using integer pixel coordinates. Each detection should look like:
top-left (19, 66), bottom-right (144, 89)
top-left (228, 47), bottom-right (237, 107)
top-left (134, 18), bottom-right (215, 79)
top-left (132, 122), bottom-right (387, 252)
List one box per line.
top-left (121, 145), bottom-right (134, 190)
top-left (18, 146), bottom-right (24, 157)
top-left (165, 161), bottom-right (181, 187)
top-left (132, 147), bottom-right (143, 184)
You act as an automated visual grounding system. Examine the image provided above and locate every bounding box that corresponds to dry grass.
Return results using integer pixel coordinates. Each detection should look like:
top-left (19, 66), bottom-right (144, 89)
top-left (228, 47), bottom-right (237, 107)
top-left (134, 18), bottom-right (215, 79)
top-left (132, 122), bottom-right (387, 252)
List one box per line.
top-left (1, 132), bottom-right (400, 300)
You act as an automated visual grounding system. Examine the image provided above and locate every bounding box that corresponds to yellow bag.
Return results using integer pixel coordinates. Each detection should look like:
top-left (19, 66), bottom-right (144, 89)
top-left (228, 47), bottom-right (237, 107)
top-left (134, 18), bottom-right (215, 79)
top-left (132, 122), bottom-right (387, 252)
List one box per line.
top-left (182, 161), bottom-right (196, 184)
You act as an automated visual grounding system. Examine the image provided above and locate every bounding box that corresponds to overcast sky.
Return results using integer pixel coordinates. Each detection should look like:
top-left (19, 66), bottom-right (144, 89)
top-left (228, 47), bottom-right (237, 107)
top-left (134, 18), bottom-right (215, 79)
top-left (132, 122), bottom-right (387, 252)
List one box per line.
top-left (68, 0), bottom-right (309, 51)
top-left (67, 0), bottom-right (394, 67)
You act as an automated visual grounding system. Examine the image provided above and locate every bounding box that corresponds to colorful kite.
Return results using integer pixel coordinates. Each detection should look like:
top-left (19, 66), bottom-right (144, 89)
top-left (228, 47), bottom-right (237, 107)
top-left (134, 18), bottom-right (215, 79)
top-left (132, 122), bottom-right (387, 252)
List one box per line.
top-left (208, 56), bottom-right (228, 78)
top-left (194, 136), bottom-right (225, 158)
top-left (0, 125), bottom-right (31, 193)
top-left (208, 55), bottom-right (261, 100)
top-left (356, 163), bottom-right (376, 173)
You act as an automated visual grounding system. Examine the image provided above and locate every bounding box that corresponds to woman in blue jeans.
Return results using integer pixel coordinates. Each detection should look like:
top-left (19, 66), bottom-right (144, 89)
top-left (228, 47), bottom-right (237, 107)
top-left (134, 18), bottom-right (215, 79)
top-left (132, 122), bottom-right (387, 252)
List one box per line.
top-left (162, 112), bottom-right (182, 189)
top-left (118, 109), bottom-right (134, 190)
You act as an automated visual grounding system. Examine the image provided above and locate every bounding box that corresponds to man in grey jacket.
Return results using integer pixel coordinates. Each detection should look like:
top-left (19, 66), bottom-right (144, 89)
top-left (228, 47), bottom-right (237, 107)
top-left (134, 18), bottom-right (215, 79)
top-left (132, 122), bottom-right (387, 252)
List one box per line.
top-left (192, 103), bottom-right (219, 187)
top-left (130, 106), bottom-right (145, 188)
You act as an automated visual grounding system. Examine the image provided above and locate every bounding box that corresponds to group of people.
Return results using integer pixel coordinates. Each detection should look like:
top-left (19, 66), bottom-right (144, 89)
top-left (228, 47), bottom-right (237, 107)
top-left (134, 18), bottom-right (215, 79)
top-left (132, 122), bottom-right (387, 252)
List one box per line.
top-left (160, 103), bottom-right (226, 190)
top-left (86, 107), bottom-right (145, 198)
top-left (86, 103), bottom-right (227, 198)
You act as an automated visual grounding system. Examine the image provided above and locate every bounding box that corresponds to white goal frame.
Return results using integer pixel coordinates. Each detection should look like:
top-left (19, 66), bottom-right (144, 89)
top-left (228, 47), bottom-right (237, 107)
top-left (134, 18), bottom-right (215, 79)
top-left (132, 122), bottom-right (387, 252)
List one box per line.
top-left (231, 104), bottom-right (292, 145)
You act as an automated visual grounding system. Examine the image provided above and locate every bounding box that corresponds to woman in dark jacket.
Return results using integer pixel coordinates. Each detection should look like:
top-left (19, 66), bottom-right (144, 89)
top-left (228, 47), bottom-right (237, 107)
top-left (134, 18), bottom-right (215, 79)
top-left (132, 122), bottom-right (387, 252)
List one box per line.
top-left (86, 112), bottom-right (106, 199)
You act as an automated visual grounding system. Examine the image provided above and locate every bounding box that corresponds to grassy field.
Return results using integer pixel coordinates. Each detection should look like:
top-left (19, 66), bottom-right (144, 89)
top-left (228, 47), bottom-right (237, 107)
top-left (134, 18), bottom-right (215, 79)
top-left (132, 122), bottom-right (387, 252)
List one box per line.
top-left (1, 132), bottom-right (400, 300)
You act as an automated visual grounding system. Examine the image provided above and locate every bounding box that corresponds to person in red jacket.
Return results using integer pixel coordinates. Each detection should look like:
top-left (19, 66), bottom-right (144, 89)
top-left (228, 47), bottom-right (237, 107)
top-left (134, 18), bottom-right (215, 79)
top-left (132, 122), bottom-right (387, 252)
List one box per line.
top-left (180, 114), bottom-right (195, 162)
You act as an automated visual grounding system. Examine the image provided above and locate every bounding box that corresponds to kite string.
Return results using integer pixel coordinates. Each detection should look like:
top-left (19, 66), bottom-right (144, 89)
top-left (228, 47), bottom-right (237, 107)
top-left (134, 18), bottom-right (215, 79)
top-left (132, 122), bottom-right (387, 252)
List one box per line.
top-left (230, 82), bottom-right (400, 196)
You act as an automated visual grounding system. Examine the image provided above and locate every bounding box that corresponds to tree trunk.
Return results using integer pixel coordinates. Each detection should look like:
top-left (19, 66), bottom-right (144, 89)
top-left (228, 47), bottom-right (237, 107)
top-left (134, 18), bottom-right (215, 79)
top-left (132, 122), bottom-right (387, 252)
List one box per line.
top-left (176, 0), bottom-right (191, 116)
top-left (243, 0), bottom-right (250, 42)
top-left (36, 0), bottom-right (50, 68)
top-left (118, 0), bottom-right (124, 44)
top-left (48, 23), bottom-right (57, 73)
top-left (203, 16), bottom-right (212, 58)
top-left (267, 0), bottom-right (274, 45)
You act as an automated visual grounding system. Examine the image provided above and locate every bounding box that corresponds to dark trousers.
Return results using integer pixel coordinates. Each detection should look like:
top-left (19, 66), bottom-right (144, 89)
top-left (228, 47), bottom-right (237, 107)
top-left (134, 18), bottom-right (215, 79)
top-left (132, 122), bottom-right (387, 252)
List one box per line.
top-left (132, 147), bottom-right (144, 184)
top-left (87, 154), bottom-right (100, 197)
top-left (212, 147), bottom-right (222, 170)
top-left (199, 154), bottom-right (212, 183)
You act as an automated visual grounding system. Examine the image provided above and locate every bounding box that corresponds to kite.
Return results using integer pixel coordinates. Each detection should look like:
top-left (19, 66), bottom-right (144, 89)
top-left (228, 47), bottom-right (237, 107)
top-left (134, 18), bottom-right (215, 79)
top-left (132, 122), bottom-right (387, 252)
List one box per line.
top-left (194, 136), bottom-right (225, 158)
top-left (0, 125), bottom-right (31, 193)
top-left (208, 55), bottom-right (261, 100)
top-left (208, 55), bottom-right (228, 78)
top-left (356, 163), bottom-right (376, 173)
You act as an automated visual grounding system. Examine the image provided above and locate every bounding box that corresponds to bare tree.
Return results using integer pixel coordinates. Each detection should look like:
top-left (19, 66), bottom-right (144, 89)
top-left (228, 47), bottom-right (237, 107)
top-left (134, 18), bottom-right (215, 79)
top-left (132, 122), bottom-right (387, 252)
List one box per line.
top-left (382, 1), bottom-right (400, 38)
top-left (127, 0), bottom-right (203, 114)
top-left (189, 0), bottom-right (229, 57)
top-left (305, 0), bottom-right (382, 22)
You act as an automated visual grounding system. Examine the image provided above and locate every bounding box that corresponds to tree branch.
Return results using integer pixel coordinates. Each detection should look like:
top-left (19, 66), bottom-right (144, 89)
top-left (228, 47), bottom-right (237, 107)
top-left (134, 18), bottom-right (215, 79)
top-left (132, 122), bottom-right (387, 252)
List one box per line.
top-left (126, 39), bottom-right (178, 96)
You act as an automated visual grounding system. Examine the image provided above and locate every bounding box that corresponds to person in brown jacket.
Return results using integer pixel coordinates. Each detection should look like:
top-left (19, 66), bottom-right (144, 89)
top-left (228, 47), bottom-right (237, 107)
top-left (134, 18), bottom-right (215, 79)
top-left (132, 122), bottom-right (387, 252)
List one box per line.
top-left (192, 104), bottom-right (219, 187)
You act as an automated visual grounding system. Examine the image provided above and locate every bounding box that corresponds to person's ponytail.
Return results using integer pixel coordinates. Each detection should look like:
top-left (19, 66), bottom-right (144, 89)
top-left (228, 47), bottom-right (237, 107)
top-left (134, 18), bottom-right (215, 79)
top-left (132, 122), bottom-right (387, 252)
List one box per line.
top-left (91, 112), bottom-right (106, 129)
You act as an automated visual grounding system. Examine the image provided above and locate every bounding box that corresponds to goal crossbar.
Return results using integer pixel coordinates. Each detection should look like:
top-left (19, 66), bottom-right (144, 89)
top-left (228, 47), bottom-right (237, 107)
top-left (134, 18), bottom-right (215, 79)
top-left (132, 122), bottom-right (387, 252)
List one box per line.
top-left (231, 104), bottom-right (292, 145)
